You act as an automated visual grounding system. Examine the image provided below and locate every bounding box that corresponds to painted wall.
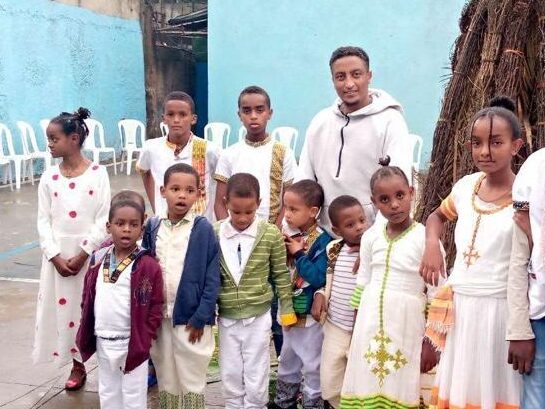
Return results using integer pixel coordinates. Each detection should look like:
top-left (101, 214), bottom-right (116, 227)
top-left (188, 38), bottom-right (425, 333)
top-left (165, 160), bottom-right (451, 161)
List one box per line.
top-left (0, 0), bottom-right (145, 161)
top-left (208, 0), bottom-right (467, 166)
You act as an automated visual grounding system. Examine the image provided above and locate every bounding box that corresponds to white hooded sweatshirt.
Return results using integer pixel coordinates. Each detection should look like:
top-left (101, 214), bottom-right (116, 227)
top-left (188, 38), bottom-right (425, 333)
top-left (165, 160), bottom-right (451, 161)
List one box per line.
top-left (297, 88), bottom-right (413, 234)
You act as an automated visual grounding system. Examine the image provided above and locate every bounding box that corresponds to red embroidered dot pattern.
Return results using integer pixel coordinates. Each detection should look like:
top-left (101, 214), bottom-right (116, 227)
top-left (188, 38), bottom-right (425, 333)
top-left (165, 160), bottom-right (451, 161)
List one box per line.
top-left (54, 192), bottom-right (58, 197)
top-left (69, 322), bottom-right (75, 328)
top-left (52, 174), bottom-right (59, 181)
top-left (88, 190), bottom-right (94, 196)
top-left (82, 240), bottom-right (88, 246)
top-left (59, 298), bottom-right (67, 305)
top-left (70, 348), bottom-right (78, 354)
top-left (92, 165), bottom-right (99, 170)
top-left (69, 211), bottom-right (77, 218)
top-left (69, 182), bottom-right (76, 189)
top-left (53, 352), bottom-right (59, 357)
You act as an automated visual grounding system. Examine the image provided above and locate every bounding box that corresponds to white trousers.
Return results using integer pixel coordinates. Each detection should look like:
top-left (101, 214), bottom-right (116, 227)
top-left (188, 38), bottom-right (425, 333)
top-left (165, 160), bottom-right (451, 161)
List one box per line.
top-left (150, 320), bottom-right (215, 398)
top-left (320, 320), bottom-right (352, 408)
top-left (219, 312), bottom-right (272, 409)
top-left (97, 338), bottom-right (148, 409)
top-left (277, 322), bottom-right (323, 400)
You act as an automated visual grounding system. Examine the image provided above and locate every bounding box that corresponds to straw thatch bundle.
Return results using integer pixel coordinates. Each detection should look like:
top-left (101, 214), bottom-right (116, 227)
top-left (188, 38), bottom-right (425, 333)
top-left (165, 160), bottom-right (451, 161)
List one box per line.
top-left (416, 0), bottom-right (544, 266)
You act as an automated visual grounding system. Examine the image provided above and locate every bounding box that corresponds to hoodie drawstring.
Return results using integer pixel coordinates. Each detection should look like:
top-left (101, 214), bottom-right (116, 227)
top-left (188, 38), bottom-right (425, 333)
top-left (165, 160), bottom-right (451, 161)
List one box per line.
top-left (336, 113), bottom-right (350, 178)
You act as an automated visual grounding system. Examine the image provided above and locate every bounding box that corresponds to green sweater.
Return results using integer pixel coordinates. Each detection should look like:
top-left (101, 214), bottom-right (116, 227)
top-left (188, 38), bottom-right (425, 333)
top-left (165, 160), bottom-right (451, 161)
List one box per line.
top-left (214, 220), bottom-right (297, 325)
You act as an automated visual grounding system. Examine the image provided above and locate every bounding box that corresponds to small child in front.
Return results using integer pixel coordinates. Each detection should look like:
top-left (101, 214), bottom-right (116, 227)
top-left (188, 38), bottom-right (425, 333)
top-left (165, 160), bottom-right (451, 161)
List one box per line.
top-left (142, 163), bottom-right (220, 408)
top-left (77, 192), bottom-right (163, 409)
top-left (215, 173), bottom-right (297, 409)
top-left (274, 180), bottom-right (332, 409)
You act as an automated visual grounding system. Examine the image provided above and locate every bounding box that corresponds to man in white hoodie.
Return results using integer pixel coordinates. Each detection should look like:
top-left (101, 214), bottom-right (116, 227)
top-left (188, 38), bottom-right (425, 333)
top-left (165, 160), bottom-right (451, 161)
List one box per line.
top-left (297, 46), bottom-right (413, 234)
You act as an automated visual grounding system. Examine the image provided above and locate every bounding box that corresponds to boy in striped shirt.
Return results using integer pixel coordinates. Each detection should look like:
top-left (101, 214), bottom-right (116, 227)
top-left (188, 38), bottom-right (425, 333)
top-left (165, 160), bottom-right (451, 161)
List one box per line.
top-left (311, 196), bottom-right (367, 408)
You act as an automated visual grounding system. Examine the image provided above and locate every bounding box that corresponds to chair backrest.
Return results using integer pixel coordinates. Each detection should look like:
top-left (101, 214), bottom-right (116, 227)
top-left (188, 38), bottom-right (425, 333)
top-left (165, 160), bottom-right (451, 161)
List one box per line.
top-left (83, 119), bottom-right (99, 149)
top-left (16, 121), bottom-right (40, 154)
top-left (271, 127), bottom-right (298, 151)
top-left (118, 119), bottom-right (145, 148)
top-left (409, 133), bottom-right (423, 171)
top-left (160, 122), bottom-right (168, 138)
top-left (0, 123), bottom-right (16, 157)
top-left (238, 126), bottom-right (247, 142)
top-left (39, 119), bottom-right (50, 148)
top-left (204, 122), bottom-right (231, 148)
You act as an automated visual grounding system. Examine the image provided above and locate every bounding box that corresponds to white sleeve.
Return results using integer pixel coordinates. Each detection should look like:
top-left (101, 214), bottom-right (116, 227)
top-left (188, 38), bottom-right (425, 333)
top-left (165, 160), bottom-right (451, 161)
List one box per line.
top-left (207, 142), bottom-right (221, 177)
top-left (356, 230), bottom-right (374, 287)
top-left (283, 148), bottom-right (296, 184)
top-left (37, 176), bottom-right (60, 260)
top-left (383, 111), bottom-right (413, 185)
top-left (295, 126), bottom-right (315, 182)
top-left (214, 150), bottom-right (232, 182)
top-left (136, 140), bottom-right (152, 172)
top-left (80, 167), bottom-right (111, 255)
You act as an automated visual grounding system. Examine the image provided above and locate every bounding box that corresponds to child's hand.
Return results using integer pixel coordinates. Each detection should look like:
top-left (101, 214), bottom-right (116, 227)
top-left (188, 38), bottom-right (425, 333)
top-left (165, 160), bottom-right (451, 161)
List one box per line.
top-left (283, 235), bottom-right (305, 256)
top-left (419, 242), bottom-right (445, 286)
top-left (508, 339), bottom-right (535, 374)
top-left (51, 255), bottom-right (76, 277)
top-left (67, 251), bottom-right (89, 275)
top-left (311, 293), bottom-right (327, 322)
top-left (420, 338), bottom-right (439, 373)
top-left (186, 324), bottom-right (204, 344)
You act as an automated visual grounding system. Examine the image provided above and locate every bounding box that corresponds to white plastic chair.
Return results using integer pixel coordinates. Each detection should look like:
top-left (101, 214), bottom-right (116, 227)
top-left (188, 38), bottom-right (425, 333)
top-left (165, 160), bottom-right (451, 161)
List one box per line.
top-left (17, 121), bottom-right (52, 171)
top-left (409, 133), bottom-right (423, 192)
top-left (238, 126), bottom-right (247, 142)
top-left (0, 130), bottom-right (13, 190)
top-left (271, 127), bottom-right (299, 151)
top-left (84, 119), bottom-right (117, 174)
top-left (0, 123), bottom-right (33, 190)
top-left (160, 122), bottom-right (168, 138)
top-left (204, 122), bottom-right (230, 149)
top-left (118, 119), bottom-right (145, 175)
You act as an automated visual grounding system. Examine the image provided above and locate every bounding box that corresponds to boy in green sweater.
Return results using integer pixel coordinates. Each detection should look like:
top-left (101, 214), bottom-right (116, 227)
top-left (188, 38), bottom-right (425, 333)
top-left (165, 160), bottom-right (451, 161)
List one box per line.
top-left (215, 173), bottom-right (296, 408)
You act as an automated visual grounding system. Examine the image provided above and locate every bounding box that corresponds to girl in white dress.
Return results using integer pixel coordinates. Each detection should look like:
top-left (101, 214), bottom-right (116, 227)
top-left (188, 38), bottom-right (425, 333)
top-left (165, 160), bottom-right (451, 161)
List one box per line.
top-left (420, 96), bottom-right (525, 409)
top-left (33, 108), bottom-right (110, 390)
top-left (340, 158), bottom-right (440, 409)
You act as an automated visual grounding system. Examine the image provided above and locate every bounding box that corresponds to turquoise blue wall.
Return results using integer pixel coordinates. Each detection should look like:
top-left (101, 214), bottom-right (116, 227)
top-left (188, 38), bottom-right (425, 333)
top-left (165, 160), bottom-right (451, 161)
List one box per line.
top-left (0, 0), bottom-right (145, 160)
top-left (208, 0), bottom-right (467, 166)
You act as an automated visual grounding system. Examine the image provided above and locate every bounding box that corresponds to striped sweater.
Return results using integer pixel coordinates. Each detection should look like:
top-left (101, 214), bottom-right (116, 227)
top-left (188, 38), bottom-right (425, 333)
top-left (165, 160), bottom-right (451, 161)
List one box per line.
top-left (214, 220), bottom-right (297, 325)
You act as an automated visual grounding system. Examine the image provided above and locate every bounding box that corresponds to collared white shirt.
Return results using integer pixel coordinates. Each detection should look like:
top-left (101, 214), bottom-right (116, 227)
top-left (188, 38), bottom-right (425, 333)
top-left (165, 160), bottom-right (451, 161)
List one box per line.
top-left (94, 247), bottom-right (133, 338)
top-left (219, 218), bottom-right (259, 327)
top-left (156, 212), bottom-right (195, 318)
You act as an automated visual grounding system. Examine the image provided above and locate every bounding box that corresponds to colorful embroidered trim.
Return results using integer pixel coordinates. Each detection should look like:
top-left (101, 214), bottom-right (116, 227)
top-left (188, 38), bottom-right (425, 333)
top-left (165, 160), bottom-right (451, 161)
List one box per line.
top-left (102, 248), bottom-right (138, 284)
top-left (268, 141), bottom-right (286, 223)
top-left (429, 386), bottom-right (519, 409)
top-left (340, 393), bottom-right (421, 409)
top-left (191, 137), bottom-right (207, 216)
top-left (425, 285), bottom-right (454, 352)
top-left (350, 285), bottom-right (364, 309)
top-left (513, 200), bottom-right (530, 211)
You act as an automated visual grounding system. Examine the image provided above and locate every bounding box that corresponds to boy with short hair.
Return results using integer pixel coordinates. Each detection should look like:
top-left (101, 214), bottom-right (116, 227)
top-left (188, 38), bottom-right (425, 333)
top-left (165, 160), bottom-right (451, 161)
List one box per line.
top-left (311, 195), bottom-right (367, 408)
top-left (214, 85), bottom-right (296, 226)
top-left (137, 91), bottom-right (220, 221)
top-left (142, 163), bottom-right (220, 408)
top-left (215, 173), bottom-right (297, 409)
top-left (274, 180), bottom-right (332, 409)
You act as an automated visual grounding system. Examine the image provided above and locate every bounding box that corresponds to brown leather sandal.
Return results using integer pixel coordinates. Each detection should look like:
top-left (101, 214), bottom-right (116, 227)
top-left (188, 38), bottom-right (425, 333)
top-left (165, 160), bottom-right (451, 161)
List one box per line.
top-left (65, 361), bottom-right (87, 391)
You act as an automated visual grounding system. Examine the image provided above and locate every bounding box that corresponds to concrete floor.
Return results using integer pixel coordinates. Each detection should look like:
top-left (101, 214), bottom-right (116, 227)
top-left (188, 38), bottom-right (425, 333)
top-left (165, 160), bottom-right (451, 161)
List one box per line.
top-left (0, 166), bottom-right (225, 408)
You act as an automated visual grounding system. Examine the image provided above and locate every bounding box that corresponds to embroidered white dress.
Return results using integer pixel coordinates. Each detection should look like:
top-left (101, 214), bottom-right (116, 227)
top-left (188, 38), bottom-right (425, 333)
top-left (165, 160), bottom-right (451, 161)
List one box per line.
top-left (33, 164), bottom-right (110, 366)
top-left (430, 172), bottom-right (522, 409)
top-left (341, 223), bottom-right (434, 408)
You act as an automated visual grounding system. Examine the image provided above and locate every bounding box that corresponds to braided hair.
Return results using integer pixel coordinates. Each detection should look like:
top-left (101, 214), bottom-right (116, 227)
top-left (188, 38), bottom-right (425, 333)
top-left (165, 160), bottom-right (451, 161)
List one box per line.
top-left (50, 107), bottom-right (91, 147)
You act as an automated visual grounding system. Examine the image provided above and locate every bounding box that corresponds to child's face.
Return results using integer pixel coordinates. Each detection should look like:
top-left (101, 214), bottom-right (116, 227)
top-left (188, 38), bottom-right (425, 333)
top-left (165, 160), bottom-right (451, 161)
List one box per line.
top-left (238, 93), bottom-right (272, 139)
top-left (46, 122), bottom-right (79, 158)
top-left (160, 172), bottom-right (199, 220)
top-left (283, 191), bottom-right (319, 231)
top-left (371, 175), bottom-right (413, 226)
top-left (106, 206), bottom-right (144, 253)
top-left (331, 205), bottom-right (367, 246)
top-left (331, 56), bottom-right (372, 112)
top-left (226, 195), bottom-right (260, 232)
top-left (162, 100), bottom-right (197, 141)
top-left (469, 116), bottom-right (523, 175)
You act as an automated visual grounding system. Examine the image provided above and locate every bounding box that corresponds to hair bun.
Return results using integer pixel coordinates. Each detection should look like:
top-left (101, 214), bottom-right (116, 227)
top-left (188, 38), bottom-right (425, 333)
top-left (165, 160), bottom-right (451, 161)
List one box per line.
top-left (378, 155), bottom-right (391, 167)
top-left (74, 107), bottom-right (91, 121)
top-left (488, 96), bottom-right (516, 113)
